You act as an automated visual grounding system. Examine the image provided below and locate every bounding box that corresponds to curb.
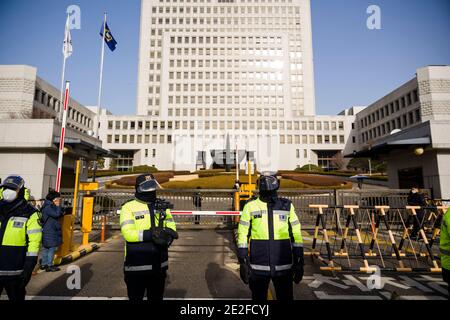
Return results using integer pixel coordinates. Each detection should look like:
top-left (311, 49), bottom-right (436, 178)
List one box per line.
top-left (57, 243), bottom-right (100, 265)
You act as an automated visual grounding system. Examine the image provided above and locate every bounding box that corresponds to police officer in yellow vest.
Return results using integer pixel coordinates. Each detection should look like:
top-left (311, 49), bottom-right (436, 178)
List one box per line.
top-left (237, 172), bottom-right (304, 300)
top-left (441, 207), bottom-right (450, 298)
top-left (0, 176), bottom-right (42, 301)
top-left (120, 173), bottom-right (178, 301)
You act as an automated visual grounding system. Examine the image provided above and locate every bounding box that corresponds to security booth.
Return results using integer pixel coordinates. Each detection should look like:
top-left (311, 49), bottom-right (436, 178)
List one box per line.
top-left (50, 137), bottom-right (116, 261)
top-left (347, 120), bottom-right (450, 199)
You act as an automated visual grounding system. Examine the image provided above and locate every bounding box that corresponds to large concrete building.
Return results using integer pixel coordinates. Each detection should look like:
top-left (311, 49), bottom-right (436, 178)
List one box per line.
top-left (349, 66), bottom-right (450, 198)
top-left (0, 65), bottom-right (111, 198)
top-left (95, 0), bottom-right (361, 172)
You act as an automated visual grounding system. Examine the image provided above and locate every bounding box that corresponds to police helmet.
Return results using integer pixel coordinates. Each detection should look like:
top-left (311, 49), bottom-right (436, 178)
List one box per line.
top-left (135, 174), bottom-right (158, 193)
top-left (1, 175), bottom-right (25, 191)
top-left (257, 172), bottom-right (279, 191)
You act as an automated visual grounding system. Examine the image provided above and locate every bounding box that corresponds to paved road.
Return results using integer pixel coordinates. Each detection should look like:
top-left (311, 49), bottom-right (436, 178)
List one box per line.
top-left (4, 230), bottom-right (448, 300)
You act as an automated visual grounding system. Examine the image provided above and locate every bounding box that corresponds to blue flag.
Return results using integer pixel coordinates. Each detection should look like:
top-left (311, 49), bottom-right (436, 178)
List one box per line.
top-left (100, 22), bottom-right (117, 51)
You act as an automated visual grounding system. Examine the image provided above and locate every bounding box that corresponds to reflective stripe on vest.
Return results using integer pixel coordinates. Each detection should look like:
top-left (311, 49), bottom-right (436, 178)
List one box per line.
top-left (0, 270), bottom-right (23, 276)
top-left (124, 260), bottom-right (168, 272)
top-left (273, 210), bottom-right (290, 215)
top-left (238, 243), bottom-right (248, 248)
top-left (26, 228), bottom-right (42, 235)
top-left (250, 263), bottom-right (292, 271)
top-left (239, 220), bottom-right (250, 227)
top-left (26, 252), bottom-right (38, 257)
top-left (251, 210), bottom-right (289, 216)
top-left (120, 219), bottom-right (135, 227)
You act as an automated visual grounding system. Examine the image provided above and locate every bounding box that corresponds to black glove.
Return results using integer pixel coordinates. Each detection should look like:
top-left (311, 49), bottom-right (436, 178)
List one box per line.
top-left (292, 246), bottom-right (304, 284)
top-left (240, 260), bottom-right (251, 284)
top-left (21, 256), bottom-right (37, 287)
top-left (293, 263), bottom-right (304, 284)
top-left (237, 248), bottom-right (251, 284)
top-left (152, 228), bottom-right (179, 247)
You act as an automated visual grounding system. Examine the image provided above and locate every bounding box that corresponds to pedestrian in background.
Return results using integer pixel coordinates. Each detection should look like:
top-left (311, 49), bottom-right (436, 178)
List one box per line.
top-left (40, 190), bottom-right (63, 272)
top-left (407, 186), bottom-right (427, 238)
top-left (193, 186), bottom-right (202, 225)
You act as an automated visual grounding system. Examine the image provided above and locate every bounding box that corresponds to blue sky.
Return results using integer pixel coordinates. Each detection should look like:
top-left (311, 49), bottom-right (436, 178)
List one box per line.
top-left (0, 0), bottom-right (449, 115)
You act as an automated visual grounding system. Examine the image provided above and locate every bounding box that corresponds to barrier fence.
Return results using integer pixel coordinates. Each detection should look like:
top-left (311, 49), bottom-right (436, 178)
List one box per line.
top-left (56, 188), bottom-right (449, 273)
top-left (305, 204), bottom-right (448, 273)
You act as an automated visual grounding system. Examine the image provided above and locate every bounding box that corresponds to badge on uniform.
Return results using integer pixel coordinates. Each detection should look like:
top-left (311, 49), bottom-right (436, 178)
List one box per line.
top-left (253, 214), bottom-right (262, 219)
top-left (13, 221), bottom-right (25, 228)
top-left (279, 215), bottom-right (287, 221)
top-left (135, 215), bottom-right (145, 220)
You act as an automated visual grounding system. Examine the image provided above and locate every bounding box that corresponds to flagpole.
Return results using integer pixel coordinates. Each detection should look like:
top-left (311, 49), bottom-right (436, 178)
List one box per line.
top-left (59, 13), bottom-right (70, 123)
top-left (97, 12), bottom-right (107, 109)
top-left (56, 81), bottom-right (70, 192)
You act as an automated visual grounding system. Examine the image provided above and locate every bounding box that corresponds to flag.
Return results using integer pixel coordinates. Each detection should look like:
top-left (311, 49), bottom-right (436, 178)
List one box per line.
top-left (100, 22), bottom-right (117, 52)
top-left (62, 15), bottom-right (73, 58)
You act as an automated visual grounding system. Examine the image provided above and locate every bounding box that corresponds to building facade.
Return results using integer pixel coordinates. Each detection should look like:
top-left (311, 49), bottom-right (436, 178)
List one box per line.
top-left (94, 0), bottom-right (361, 172)
top-left (350, 66), bottom-right (450, 198)
top-left (0, 65), bottom-right (110, 198)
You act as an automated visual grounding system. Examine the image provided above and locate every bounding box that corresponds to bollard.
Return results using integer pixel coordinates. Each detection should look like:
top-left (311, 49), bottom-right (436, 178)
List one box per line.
top-left (100, 214), bottom-right (106, 243)
top-left (81, 195), bottom-right (94, 246)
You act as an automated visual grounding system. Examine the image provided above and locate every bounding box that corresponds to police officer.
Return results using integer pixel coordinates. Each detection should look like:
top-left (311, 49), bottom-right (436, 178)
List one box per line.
top-left (237, 172), bottom-right (304, 300)
top-left (0, 176), bottom-right (42, 301)
top-left (440, 207), bottom-right (450, 298)
top-left (120, 173), bottom-right (178, 301)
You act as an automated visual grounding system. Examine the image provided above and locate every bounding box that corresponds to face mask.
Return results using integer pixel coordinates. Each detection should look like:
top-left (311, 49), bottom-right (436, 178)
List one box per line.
top-left (2, 189), bottom-right (18, 202)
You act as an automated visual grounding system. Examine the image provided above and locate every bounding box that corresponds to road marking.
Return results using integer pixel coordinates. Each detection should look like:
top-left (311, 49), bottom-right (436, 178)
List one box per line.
top-left (0, 295), bottom-right (250, 301)
top-left (379, 291), bottom-right (446, 300)
top-left (314, 291), bottom-right (382, 300)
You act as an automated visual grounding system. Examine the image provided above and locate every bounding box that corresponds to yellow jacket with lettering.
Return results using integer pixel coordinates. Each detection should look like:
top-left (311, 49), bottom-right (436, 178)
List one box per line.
top-left (440, 208), bottom-right (450, 270)
top-left (0, 198), bottom-right (42, 278)
top-left (120, 199), bottom-right (176, 274)
top-left (237, 197), bottom-right (303, 276)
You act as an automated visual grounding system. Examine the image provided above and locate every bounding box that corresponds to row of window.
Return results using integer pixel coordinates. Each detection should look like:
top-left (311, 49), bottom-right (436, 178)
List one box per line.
top-left (106, 133), bottom-right (345, 145)
top-left (165, 95), bottom-right (286, 105)
top-left (168, 59), bottom-right (287, 70)
top-left (152, 16), bottom-right (301, 27)
top-left (360, 89), bottom-right (419, 129)
top-left (153, 5), bottom-right (300, 15)
top-left (34, 89), bottom-right (92, 129)
top-left (158, 0), bottom-right (294, 3)
top-left (107, 119), bottom-right (345, 131)
top-left (167, 46), bottom-right (284, 57)
top-left (169, 35), bottom-right (283, 46)
top-left (165, 82), bottom-right (286, 93)
top-left (361, 109), bottom-right (421, 143)
top-left (168, 71), bottom-right (286, 81)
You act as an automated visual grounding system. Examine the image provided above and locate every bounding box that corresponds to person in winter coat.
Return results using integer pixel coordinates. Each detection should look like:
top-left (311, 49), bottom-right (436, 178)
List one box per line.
top-left (407, 186), bottom-right (427, 238)
top-left (40, 190), bottom-right (63, 272)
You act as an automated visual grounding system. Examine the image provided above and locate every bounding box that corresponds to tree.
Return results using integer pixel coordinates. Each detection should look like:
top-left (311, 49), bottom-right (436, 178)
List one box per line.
top-left (330, 152), bottom-right (345, 170)
top-left (347, 158), bottom-right (370, 172)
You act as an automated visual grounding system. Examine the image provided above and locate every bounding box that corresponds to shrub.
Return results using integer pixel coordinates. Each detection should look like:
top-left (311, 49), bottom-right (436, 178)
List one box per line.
top-left (295, 164), bottom-right (323, 172)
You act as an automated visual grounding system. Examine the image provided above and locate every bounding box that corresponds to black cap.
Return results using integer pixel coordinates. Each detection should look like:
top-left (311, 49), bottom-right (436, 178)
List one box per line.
top-left (135, 174), bottom-right (157, 193)
top-left (1, 175), bottom-right (25, 191)
top-left (46, 190), bottom-right (61, 201)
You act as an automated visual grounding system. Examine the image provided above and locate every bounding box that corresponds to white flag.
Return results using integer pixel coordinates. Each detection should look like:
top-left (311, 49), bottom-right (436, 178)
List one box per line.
top-left (63, 15), bottom-right (73, 58)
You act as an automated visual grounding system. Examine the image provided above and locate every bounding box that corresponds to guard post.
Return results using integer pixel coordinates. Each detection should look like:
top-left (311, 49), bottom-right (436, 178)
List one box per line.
top-left (79, 182), bottom-right (99, 247)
